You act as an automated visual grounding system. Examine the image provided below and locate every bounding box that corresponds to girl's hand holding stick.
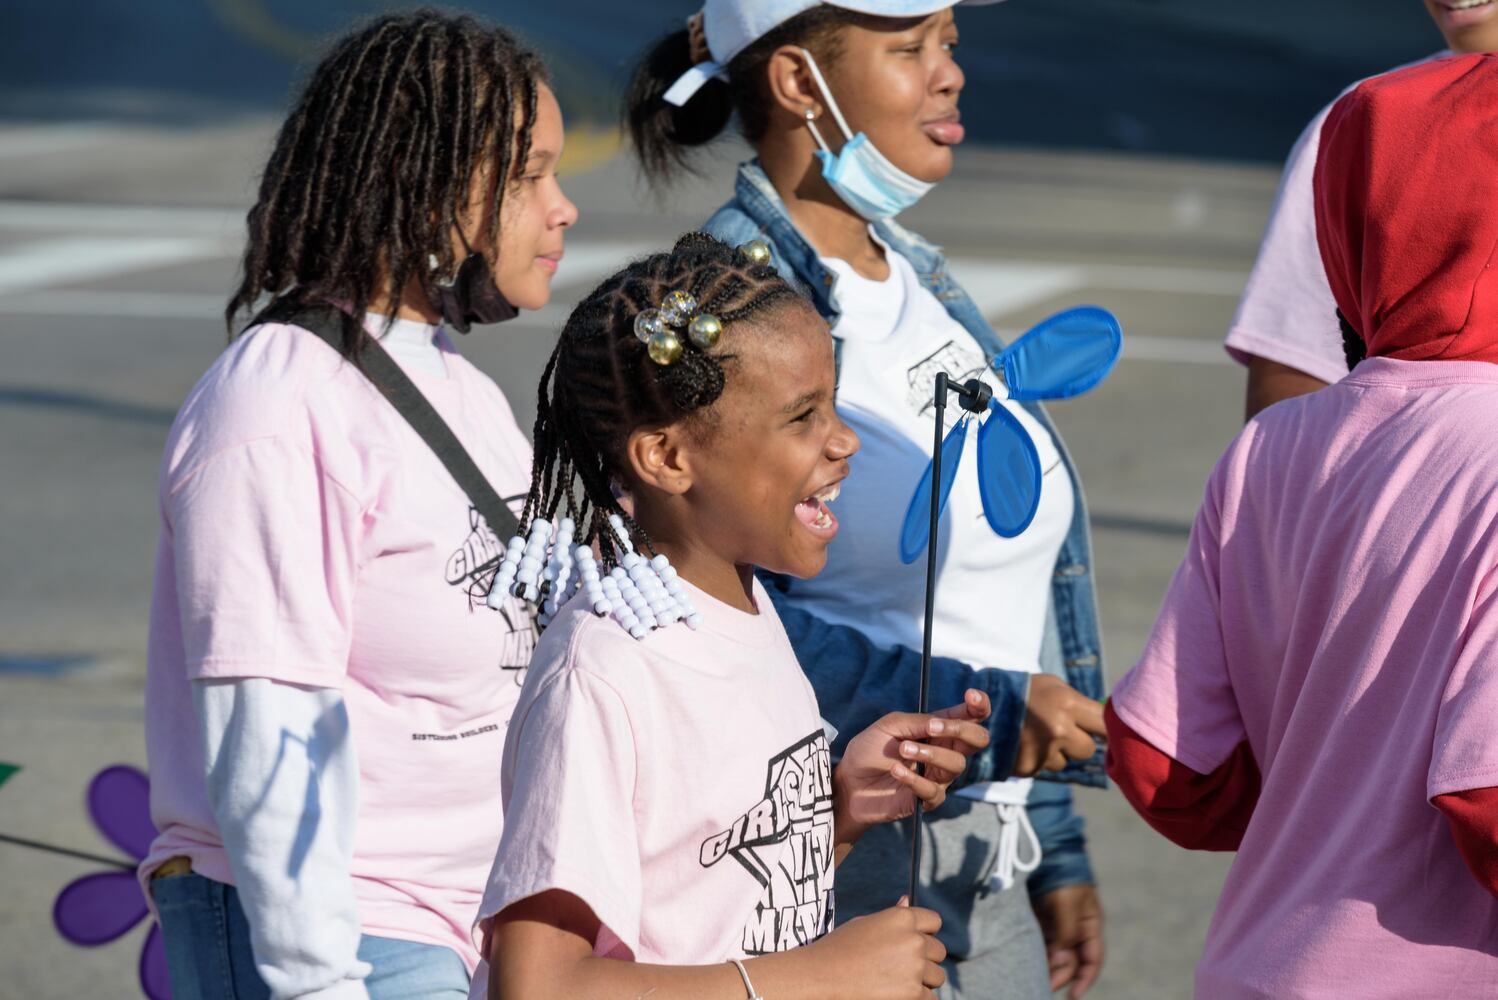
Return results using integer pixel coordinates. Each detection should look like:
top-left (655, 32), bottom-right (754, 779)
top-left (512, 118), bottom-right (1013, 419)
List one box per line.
top-left (832, 689), bottom-right (993, 853)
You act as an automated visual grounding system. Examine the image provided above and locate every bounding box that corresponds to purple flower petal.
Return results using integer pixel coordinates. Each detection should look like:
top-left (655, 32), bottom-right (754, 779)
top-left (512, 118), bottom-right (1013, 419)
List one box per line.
top-left (87, 765), bottom-right (156, 861)
top-left (53, 870), bottom-right (147, 946)
top-left (140, 922), bottom-right (172, 1000)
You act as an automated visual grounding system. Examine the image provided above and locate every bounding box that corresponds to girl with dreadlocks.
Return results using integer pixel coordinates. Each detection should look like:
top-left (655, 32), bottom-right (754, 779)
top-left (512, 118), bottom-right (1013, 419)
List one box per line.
top-left (470, 233), bottom-right (994, 1000)
top-left (140, 11), bottom-right (574, 998)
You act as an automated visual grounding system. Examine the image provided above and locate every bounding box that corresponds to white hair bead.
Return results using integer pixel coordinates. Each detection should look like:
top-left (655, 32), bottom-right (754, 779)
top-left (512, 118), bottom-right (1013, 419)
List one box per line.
top-left (619, 580), bottom-right (658, 630)
top-left (544, 521), bottom-right (576, 603)
top-left (608, 513), bottom-right (635, 554)
top-left (611, 596), bottom-right (646, 638)
top-left (514, 554), bottom-right (545, 601)
top-left (490, 513), bottom-right (699, 641)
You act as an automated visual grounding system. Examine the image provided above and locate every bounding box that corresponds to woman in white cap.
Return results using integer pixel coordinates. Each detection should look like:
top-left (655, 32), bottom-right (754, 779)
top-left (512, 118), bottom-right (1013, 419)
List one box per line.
top-left (623, 3), bottom-right (1108, 998)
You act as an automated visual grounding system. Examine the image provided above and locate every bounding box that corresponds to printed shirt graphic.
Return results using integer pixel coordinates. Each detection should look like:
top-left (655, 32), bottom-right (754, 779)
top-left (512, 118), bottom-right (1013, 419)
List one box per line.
top-left (471, 577), bottom-right (833, 995)
top-left (444, 497), bottom-right (539, 681)
top-left (700, 729), bottom-right (836, 954)
top-left (787, 243), bottom-right (1073, 807)
top-left (143, 316), bottom-right (534, 971)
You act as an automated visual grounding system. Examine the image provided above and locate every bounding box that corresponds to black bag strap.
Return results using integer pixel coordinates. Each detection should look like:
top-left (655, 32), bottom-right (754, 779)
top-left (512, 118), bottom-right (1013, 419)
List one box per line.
top-left (250, 299), bottom-right (520, 540)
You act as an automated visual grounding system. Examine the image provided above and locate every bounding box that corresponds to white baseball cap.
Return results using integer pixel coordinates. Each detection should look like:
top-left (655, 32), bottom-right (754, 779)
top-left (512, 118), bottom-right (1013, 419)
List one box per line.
top-left (664, 0), bottom-right (1005, 106)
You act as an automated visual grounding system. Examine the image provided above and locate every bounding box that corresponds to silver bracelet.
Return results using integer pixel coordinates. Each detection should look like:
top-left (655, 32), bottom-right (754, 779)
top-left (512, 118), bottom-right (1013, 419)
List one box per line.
top-left (730, 958), bottom-right (764, 1000)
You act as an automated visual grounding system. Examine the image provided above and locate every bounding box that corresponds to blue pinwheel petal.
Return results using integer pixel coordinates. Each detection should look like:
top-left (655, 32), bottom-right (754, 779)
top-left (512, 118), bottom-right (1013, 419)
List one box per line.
top-left (899, 418), bottom-right (970, 564)
top-left (54, 870), bottom-right (148, 946)
top-left (998, 306), bottom-right (1121, 401)
top-left (87, 765), bottom-right (156, 861)
top-left (976, 403), bottom-right (1043, 537)
top-left (141, 923), bottom-right (172, 1000)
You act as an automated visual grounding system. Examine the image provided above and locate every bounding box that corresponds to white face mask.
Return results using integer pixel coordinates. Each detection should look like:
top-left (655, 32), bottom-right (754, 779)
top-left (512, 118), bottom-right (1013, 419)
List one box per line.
top-left (799, 48), bottom-right (936, 220)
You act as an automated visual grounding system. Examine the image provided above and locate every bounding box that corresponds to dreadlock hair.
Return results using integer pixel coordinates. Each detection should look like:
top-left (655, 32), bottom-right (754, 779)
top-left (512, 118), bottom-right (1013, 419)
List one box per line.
top-left (520, 232), bottom-right (810, 566)
top-left (623, 6), bottom-right (871, 189)
top-left (225, 10), bottom-right (547, 355)
top-left (1338, 308), bottom-right (1367, 371)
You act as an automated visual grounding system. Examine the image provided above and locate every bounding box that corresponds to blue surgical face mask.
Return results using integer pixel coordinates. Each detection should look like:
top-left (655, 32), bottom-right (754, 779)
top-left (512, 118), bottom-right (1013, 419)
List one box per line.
top-left (800, 49), bottom-right (935, 221)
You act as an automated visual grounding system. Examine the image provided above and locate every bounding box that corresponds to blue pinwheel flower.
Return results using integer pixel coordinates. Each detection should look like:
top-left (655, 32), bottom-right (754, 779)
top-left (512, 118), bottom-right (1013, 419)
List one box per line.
top-left (899, 306), bottom-right (1122, 562)
top-left (52, 765), bottom-right (170, 1000)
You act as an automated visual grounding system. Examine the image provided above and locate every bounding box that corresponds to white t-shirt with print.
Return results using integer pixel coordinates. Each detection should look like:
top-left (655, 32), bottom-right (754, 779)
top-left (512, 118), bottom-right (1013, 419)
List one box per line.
top-left (791, 238), bottom-right (1075, 807)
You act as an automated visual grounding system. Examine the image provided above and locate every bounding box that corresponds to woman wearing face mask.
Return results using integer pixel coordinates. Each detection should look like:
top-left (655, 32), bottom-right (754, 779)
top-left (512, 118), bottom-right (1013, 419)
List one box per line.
top-left (626, 3), bottom-right (1107, 998)
top-left (139, 12), bottom-right (577, 999)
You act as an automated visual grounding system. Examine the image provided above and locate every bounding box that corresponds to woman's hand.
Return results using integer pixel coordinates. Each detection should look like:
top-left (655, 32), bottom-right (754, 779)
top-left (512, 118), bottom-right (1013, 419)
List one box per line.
top-left (833, 689), bottom-right (991, 845)
top-left (1033, 884), bottom-right (1105, 999)
top-left (1015, 676), bottom-right (1106, 776)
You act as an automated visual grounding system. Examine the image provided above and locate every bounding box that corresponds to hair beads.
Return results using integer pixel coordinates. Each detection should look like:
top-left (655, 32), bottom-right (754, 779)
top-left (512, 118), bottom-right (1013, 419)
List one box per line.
top-left (485, 233), bottom-right (802, 640)
top-left (484, 513), bottom-right (701, 639)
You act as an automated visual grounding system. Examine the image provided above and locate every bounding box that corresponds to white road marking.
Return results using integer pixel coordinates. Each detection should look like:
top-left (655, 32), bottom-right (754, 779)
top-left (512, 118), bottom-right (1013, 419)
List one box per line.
top-left (0, 289), bottom-right (226, 320)
top-left (1122, 335), bottom-right (1233, 366)
top-left (945, 260), bottom-right (1086, 317)
top-left (552, 241), bottom-right (655, 293)
top-left (0, 124), bottom-right (122, 161)
top-left (0, 224), bottom-right (1241, 365)
top-left (0, 199), bottom-right (242, 235)
top-left (0, 237), bottom-right (228, 296)
top-left (1084, 263), bottom-right (1247, 297)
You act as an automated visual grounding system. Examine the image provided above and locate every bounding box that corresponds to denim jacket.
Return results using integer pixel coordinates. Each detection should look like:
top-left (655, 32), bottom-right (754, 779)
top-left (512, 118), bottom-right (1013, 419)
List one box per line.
top-left (703, 160), bottom-right (1104, 895)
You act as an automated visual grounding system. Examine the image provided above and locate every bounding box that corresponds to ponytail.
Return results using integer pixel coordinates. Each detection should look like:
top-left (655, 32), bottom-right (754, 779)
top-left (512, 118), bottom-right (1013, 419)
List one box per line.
top-left (622, 7), bottom-right (865, 190)
top-left (623, 28), bottom-right (734, 186)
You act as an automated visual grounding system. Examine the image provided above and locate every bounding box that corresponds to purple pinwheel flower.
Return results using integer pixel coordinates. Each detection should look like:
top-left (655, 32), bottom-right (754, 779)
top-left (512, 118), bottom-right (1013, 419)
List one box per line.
top-left (52, 765), bottom-right (170, 1000)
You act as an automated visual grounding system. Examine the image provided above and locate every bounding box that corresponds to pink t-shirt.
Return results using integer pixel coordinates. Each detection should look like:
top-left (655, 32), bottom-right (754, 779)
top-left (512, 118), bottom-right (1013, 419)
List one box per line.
top-left (1112, 357), bottom-right (1498, 999)
top-left (1225, 53), bottom-right (1444, 385)
top-left (141, 317), bottom-right (536, 970)
top-left (469, 577), bottom-right (834, 996)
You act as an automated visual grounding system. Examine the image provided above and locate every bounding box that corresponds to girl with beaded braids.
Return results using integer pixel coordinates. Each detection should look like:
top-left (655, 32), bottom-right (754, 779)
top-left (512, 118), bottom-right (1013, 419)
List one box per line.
top-left (626, 3), bottom-right (1109, 998)
top-left (140, 11), bottom-right (575, 999)
top-left (472, 233), bottom-right (996, 1000)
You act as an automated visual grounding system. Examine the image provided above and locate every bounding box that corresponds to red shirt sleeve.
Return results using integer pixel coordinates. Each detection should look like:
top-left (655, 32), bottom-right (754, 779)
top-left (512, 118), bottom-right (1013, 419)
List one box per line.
top-left (1433, 788), bottom-right (1498, 900)
top-left (1104, 701), bottom-right (1262, 852)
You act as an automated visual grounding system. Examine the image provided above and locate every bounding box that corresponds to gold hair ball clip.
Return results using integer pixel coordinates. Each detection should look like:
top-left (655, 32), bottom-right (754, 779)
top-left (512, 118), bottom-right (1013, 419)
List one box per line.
top-left (737, 239), bottom-right (772, 268)
top-left (635, 289), bottom-right (721, 366)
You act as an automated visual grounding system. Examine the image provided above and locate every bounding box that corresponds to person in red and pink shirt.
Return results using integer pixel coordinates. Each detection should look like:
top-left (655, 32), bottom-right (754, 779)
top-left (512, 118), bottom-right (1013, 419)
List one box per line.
top-left (140, 13), bottom-right (576, 999)
top-left (1228, 1), bottom-right (1498, 419)
top-left (1108, 53), bottom-right (1498, 999)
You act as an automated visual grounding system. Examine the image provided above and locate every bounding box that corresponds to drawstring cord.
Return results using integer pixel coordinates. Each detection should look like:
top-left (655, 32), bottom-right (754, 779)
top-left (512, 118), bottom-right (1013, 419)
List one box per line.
top-left (987, 802), bottom-right (1042, 892)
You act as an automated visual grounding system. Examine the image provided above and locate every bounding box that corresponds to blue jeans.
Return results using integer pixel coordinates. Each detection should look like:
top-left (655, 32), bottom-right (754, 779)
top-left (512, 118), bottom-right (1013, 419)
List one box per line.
top-left (153, 873), bottom-right (469, 999)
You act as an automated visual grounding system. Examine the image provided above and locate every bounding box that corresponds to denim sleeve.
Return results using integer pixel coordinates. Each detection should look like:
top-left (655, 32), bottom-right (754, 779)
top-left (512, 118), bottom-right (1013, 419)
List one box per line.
top-left (760, 573), bottom-right (1029, 788)
top-left (1026, 779), bottom-right (1095, 898)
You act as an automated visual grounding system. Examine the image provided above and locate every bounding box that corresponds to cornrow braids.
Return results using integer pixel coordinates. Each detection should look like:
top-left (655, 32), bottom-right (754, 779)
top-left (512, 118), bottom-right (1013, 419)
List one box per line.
top-left (518, 232), bottom-right (807, 567)
top-left (225, 10), bottom-right (547, 355)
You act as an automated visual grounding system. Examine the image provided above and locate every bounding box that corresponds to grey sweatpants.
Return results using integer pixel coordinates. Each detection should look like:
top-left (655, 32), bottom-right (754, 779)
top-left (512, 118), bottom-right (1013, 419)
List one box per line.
top-left (836, 795), bottom-right (1052, 1000)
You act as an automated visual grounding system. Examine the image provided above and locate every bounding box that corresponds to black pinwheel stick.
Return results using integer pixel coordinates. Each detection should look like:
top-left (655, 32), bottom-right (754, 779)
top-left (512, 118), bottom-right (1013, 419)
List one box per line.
top-left (908, 374), bottom-right (992, 905)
